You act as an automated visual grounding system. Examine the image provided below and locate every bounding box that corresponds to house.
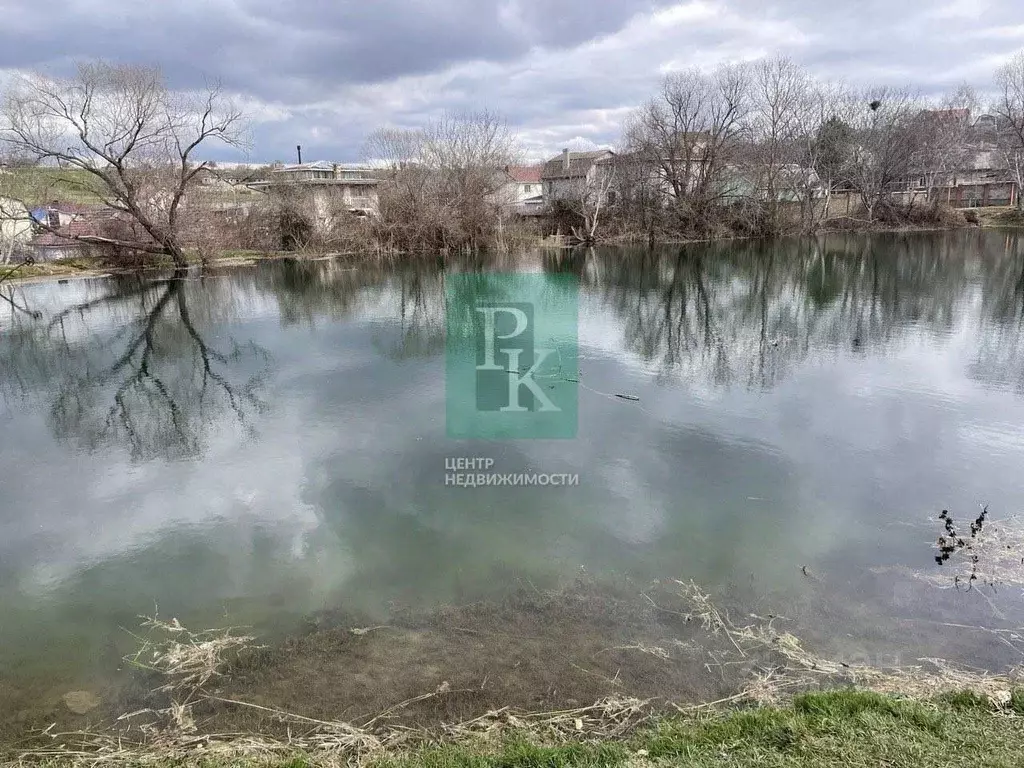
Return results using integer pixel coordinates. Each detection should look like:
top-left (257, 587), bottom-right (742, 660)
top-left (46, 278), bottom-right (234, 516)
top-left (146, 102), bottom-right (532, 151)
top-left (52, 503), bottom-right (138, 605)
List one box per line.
top-left (248, 162), bottom-right (380, 229)
top-left (907, 145), bottom-right (1018, 208)
top-left (941, 146), bottom-right (1018, 207)
top-left (500, 164), bottom-right (546, 215)
top-left (26, 202), bottom-right (114, 262)
top-left (717, 164), bottom-right (826, 204)
top-left (197, 171), bottom-right (241, 192)
top-left (971, 113), bottom-right (1001, 141)
top-left (541, 149), bottom-right (616, 203)
top-left (29, 201), bottom-right (95, 230)
top-left (919, 108), bottom-right (971, 128)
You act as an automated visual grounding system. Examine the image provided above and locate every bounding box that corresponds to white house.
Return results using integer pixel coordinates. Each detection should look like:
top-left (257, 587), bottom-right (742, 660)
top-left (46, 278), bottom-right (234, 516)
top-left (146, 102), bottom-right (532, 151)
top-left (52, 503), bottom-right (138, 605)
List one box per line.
top-left (495, 164), bottom-right (545, 215)
top-left (249, 162), bottom-right (380, 232)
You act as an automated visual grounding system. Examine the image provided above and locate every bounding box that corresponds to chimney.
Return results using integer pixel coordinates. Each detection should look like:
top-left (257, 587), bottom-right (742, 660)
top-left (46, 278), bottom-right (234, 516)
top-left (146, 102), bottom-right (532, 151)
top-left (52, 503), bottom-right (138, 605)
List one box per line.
top-left (562, 148), bottom-right (570, 172)
top-left (296, 145), bottom-right (303, 164)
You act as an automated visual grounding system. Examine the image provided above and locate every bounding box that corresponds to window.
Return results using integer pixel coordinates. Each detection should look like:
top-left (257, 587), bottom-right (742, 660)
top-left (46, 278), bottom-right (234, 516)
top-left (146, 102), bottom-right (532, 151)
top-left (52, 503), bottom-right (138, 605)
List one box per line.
top-left (523, 184), bottom-right (533, 194)
top-left (46, 210), bottom-right (60, 229)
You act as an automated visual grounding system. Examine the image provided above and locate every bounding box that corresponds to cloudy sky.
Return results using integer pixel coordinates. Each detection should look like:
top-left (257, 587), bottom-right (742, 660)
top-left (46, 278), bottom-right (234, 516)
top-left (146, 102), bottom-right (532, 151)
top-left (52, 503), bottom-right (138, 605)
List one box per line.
top-left (1, 0), bottom-right (1022, 163)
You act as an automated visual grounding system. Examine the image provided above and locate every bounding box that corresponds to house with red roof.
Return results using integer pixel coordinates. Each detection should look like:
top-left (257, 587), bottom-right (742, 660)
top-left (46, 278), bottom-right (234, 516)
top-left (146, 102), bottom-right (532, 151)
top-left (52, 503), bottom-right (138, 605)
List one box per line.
top-left (501, 164), bottom-right (546, 215)
top-left (27, 202), bottom-right (118, 261)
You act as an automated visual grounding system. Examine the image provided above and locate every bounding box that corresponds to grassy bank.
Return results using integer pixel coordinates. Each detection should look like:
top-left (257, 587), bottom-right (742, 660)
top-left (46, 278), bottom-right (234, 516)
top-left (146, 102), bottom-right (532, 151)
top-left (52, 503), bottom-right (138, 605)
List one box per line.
top-left (14, 689), bottom-right (1024, 767)
top-left (382, 690), bottom-right (1024, 768)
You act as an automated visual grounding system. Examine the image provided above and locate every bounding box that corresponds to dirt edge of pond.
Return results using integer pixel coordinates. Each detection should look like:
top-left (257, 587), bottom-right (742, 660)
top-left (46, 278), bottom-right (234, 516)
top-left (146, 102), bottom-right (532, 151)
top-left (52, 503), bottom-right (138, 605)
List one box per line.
top-left (5, 571), bottom-right (1023, 766)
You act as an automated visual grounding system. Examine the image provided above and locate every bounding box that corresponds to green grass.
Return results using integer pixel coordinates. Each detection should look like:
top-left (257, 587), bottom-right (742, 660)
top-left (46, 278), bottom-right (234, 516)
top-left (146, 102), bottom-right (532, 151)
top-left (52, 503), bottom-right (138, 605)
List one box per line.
top-left (39, 689), bottom-right (1014, 768)
top-left (976, 207), bottom-right (1024, 227)
top-left (374, 690), bottom-right (1024, 768)
top-left (1, 167), bottom-right (103, 205)
top-left (10, 690), bottom-right (1024, 768)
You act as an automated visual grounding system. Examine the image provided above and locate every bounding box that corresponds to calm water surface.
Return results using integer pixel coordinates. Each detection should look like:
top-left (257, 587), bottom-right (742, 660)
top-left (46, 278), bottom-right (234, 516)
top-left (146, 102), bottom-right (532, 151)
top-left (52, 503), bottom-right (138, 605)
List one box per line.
top-left (2, 231), bottom-right (1024, 700)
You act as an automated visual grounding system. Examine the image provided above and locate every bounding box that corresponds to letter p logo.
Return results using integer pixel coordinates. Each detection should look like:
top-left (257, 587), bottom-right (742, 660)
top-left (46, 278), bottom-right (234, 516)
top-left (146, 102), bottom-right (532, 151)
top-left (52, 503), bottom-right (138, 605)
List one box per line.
top-left (446, 274), bottom-right (578, 439)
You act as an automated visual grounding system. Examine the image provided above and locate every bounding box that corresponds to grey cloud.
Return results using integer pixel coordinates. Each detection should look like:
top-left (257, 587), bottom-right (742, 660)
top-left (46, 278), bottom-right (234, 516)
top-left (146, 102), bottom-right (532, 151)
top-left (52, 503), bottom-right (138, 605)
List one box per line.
top-left (0, 0), bottom-right (1022, 160)
top-left (0, 0), bottom-right (669, 99)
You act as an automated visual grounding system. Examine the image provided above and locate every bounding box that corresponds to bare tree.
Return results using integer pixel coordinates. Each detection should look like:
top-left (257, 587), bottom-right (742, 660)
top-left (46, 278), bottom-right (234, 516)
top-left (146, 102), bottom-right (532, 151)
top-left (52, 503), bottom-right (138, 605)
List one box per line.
top-left (845, 88), bottom-right (922, 221)
top-left (365, 126), bottom-right (444, 250)
top-left (746, 57), bottom-right (813, 235)
top-left (0, 151), bottom-right (38, 265)
top-left (424, 109), bottom-right (517, 247)
top-left (994, 52), bottom-right (1024, 211)
top-left (0, 197), bottom-right (32, 265)
top-left (563, 159), bottom-right (616, 244)
top-left (625, 63), bottom-right (750, 235)
top-left (914, 84), bottom-right (978, 207)
top-left (364, 111), bottom-right (518, 251)
top-left (1, 62), bottom-right (247, 267)
top-left (615, 115), bottom-right (666, 246)
top-left (791, 81), bottom-right (850, 230)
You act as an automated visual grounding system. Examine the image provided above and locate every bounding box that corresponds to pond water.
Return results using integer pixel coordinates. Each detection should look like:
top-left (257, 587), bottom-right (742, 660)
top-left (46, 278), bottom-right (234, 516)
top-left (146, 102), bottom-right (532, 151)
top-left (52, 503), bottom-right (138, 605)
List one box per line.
top-left (2, 231), bottom-right (1024, 723)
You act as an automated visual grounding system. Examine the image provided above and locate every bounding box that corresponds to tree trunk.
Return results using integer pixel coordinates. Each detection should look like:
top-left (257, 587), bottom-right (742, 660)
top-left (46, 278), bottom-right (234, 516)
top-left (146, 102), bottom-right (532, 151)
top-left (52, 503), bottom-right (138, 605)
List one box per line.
top-left (166, 242), bottom-right (188, 269)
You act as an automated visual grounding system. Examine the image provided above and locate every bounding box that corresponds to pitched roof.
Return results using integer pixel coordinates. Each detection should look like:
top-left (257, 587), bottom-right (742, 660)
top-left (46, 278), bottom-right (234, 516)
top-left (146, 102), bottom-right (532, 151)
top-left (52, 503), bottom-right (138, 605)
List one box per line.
top-left (37, 201), bottom-right (98, 215)
top-left (541, 150), bottom-right (614, 180)
top-left (277, 161), bottom-right (336, 172)
top-left (505, 164), bottom-right (544, 183)
top-left (921, 108), bottom-right (970, 124)
top-left (29, 208), bottom-right (119, 247)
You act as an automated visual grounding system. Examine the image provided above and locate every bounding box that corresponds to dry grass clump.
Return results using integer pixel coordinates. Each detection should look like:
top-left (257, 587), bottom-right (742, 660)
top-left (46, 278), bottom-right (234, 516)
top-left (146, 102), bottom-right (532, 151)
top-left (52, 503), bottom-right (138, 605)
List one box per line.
top-left (671, 579), bottom-right (1024, 708)
top-left (871, 512), bottom-right (1024, 603)
top-left (13, 610), bottom-right (656, 767)
top-left (12, 694), bottom-right (655, 767)
top-left (124, 614), bottom-right (258, 700)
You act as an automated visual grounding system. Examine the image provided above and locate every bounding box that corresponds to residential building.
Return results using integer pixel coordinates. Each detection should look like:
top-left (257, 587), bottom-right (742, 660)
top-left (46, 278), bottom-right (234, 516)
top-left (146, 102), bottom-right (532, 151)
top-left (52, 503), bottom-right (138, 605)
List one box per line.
top-left (541, 149), bottom-right (616, 203)
top-left (26, 202), bottom-right (115, 262)
top-left (248, 162), bottom-right (380, 232)
top-left (500, 164), bottom-right (546, 215)
top-left (907, 145), bottom-right (1018, 208)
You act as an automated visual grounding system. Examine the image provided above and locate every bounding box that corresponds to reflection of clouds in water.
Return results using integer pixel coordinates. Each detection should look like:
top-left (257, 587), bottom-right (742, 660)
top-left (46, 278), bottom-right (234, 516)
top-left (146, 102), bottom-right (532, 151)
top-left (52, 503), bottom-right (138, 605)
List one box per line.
top-left (5, 238), bottom-right (1024, 638)
top-left (9, 400), bottom-right (339, 596)
top-left (600, 457), bottom-right (664, 545)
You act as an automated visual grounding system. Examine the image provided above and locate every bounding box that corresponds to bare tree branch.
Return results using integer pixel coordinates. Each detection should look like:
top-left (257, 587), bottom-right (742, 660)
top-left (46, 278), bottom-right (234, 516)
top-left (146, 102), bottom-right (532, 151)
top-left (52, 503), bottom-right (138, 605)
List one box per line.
top-left (1, 62), bottom-right (248, 266)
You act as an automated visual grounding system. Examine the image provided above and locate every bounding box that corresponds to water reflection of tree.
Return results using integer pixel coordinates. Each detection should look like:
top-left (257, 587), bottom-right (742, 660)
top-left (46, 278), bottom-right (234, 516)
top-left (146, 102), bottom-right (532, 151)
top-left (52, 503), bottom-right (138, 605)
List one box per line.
top-left (254, 256), bottom-right (522, 363)
top-left (572, 235), bottom-right (970, 389)
top-left (974, 231), bottom-right (1024, 391)
top-left (2, 270), bottom-right (269, 460)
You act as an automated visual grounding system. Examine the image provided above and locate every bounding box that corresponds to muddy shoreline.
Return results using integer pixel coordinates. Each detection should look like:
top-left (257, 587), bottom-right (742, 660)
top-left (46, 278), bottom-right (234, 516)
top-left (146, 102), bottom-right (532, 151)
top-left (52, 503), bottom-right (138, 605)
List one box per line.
top-left (2, 564), bottom-right (1021, 760)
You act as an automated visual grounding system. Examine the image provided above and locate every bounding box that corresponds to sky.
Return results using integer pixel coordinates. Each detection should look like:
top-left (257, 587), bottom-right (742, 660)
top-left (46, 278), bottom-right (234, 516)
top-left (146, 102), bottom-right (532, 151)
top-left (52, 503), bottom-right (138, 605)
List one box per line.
top-left (0, 0), bottom-right (1022, 163)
